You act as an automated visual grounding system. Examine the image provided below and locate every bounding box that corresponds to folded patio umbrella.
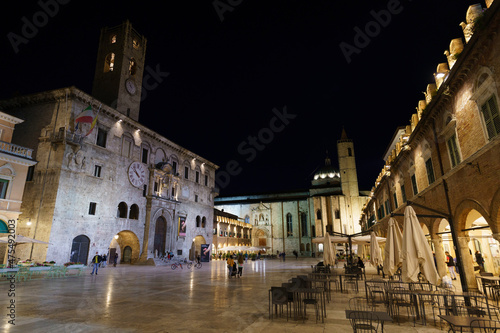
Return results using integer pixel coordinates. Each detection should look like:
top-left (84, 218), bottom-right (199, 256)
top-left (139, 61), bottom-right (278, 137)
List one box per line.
top-left (401, 206), bottom-right (441, 285)
top-left (370, 232), bottom-right (383, 267)
top-left (323, 232), bottom-right (336, 266)
top-left (383, 218), bottom-right (402, 276)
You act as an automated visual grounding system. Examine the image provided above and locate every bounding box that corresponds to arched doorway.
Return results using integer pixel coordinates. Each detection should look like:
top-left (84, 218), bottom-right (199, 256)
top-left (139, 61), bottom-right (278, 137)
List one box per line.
top-left (190, 235), bottom-right (205, 260)
top-left (123, 246), bottom-right (132, 263)
top-left (70, 235), bottom-right (90, 265)
top-left (154, 216), bottom-right (166, 257)
top-left (255, 229), bottom-right (267, 247)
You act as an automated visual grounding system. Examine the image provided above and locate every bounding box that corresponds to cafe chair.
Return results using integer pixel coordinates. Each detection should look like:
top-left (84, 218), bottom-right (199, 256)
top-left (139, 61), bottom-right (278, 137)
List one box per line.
top-left (349, 296), bottom-right (375, 311)
top-left (388, 289), bottom-right (416, 326)
top-left (269, 287), bottom-right (291, 321)
top-left (348, 311), bottom-right (380, 333)
top-left (470, 318), bottom-right (500, 333)
top-left (303, 294), bottom-right (320, 323)
top-left (366, 284), bottom-right (388, 310)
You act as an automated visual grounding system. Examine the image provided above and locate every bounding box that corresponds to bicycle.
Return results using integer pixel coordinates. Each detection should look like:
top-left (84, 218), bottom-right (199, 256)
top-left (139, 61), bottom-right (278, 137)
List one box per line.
top-left (171, 261), bottom-right (183, 270)
top-left (187, 261), bottom-right (202, 269)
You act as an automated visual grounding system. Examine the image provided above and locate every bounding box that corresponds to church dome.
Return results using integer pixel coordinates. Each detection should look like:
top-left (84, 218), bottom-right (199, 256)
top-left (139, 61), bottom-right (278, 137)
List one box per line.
top-left (312, 156), bottom-right (340, 186)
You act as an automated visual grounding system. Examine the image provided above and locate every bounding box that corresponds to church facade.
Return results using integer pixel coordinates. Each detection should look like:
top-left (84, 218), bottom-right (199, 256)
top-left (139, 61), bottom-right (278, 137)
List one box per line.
top-left (0, 21), bottom-right (218, 265)
top-left (214, 131), bottom-right (370, 256)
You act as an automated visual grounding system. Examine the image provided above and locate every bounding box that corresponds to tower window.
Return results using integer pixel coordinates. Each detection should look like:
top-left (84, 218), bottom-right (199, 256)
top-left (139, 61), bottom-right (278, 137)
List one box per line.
top-left (110, 35), bottom-right (117, 44)
top-left (104, 53), bottom-right (115, 73)
top-left (129, 58), bottom-right (137, 75)
top-left (133, 39), bottom-right (140, 49)
top-left (348, 148), bottom-right (352, 156)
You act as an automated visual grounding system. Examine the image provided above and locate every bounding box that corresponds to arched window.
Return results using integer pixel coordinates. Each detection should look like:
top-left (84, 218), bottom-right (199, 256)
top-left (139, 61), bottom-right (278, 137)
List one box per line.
top-left (129, 58), bottom-right (137, 75)
top-left (0, 220), bottom-right (8, 233)
top-left (104, 53), bottom-right (115, 72)
top-left (129, 204), bottom-right (139, 220)
top-left (301, 212), bottom-right (308, 237)
top-left (300, 243), bottom-right (305, 251)
top-left (316, 210), bottom-right (322, 220)
top-left (306, 243), bottom-right (310, 251)
top-left (286, 213), bottom-right (293, 237)
top-left (196, 216), bottom-right (201, 228)
top-left (117, 202), bottom-right (128, 218)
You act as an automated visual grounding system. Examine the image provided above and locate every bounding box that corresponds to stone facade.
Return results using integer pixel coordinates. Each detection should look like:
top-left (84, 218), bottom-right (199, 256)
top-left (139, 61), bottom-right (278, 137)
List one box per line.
top-left (361, 2), bottom-right (500, 291)
top-left (215, 132), bottom-right (369, 256)
top-left (212, 208), bottom-right (252, 255)
top-left (0, 21), bottom-right (218, 266)
top-left (0, 112), bottom-right (37, 264)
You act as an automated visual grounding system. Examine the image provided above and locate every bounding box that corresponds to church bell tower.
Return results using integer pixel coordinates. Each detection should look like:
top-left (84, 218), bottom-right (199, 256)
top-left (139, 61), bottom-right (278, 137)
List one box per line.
top-left (92, 20), bottom-right (147, 122)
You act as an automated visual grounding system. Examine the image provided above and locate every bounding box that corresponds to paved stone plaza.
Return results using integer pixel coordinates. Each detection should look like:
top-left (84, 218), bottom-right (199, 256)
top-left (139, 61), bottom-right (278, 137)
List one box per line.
top-left (1, 258), bottom-right (458, 332)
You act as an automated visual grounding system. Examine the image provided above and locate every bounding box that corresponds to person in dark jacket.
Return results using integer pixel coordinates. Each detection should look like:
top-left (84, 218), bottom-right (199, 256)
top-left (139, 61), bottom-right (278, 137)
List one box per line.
top-left (91, 252), bottom-right (101, 275)
top-left (475, 251), bottom-right (485, 269)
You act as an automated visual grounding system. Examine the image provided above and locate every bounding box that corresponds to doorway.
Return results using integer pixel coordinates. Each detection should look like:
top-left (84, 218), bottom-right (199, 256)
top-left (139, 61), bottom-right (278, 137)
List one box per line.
top-left (154, 216), bottom-right (166, 257)
top-left (70, 235), bottom-right (90, 265)
top-left (123, 246), bottom-right (132, 263)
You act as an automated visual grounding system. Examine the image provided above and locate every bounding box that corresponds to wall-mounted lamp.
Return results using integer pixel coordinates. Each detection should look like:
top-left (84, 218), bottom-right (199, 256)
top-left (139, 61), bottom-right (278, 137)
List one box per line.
top-left (114, 235), bottom-right (119, 240)
top-left (27, 219), bottom-right (32, 226)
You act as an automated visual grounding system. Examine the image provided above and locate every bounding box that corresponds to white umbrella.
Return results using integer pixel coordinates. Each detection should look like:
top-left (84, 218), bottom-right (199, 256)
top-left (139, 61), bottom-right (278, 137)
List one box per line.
top-left (401, 206), bottom-right (441, 285)
top-left (323, 233), bottom-right (336, 266)
top-left (383, 217), bottom-right (403, 277)
top-left (351, 235), bottom-right (386, 244)
top-left (0, 235), bottom-right (49, 244)
top-left (218, 245), bottom-right (239, 252)
top-left (370, 232), bottom-right (383, 267)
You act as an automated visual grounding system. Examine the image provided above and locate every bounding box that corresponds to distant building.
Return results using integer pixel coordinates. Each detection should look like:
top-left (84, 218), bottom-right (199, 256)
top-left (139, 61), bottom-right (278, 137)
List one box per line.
top-left (0, 21), bottom-right (218, 265)
top-left (0, 112), bottom-right (37, 263)
top-left (360, 1), bottom-right (500, 290)
top-left (212, 208), bottom-right (252, 256)
top-left (215, 130), bottom-right (369, 256)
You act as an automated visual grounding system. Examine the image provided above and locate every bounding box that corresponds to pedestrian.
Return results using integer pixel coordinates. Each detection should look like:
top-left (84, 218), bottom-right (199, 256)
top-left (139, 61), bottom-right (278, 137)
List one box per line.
top-left (357, 256), bottom-right (365, 269)
top-left (196, 254), bottom-right (201, 264)
top-left (279, 251), bottom-right (282, 262)
top-left (293, 250), bottom-right (298, 260)
top-left (227, 256), bottom-right (235, 278)
top-left (91, 252), bottom-right (101, 275)
top-left (113, 253), bottom-right (118, 267)
top-left (475, 251), bottom-right (485, 269)
top-left (237, 254), bottom-right (244, 277)
top-left (102, 254), bottom-right (107, 267)
top-left (282, 252), bottom-right (286, 262)
top-left (445, 251), bottom-right (457, 280)
top-left (244, 252), bottom-right (248, 263)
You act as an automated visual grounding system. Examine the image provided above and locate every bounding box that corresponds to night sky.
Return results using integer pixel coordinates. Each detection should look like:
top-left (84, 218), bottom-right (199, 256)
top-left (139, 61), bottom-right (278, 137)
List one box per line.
top-left (0, 0), bottom-right (481, 196)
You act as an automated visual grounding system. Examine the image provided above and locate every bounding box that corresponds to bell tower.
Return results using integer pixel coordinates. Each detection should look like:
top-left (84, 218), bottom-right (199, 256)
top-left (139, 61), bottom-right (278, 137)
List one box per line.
top-left (92, 20), bottom-right (147, 122)
top-left (337, 128), bottom-right (359, 198)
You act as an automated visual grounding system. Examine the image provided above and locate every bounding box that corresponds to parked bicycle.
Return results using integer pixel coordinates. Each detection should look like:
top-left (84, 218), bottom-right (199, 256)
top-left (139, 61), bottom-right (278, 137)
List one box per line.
top-left (187, 261), bottom-right (202, 269)
top-left (171, 261), bottom-right (183, 270)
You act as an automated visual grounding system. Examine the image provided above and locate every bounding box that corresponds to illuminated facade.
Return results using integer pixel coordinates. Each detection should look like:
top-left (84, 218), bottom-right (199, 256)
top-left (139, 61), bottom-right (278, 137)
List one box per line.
top-left (0, 21), bottom-right (218, 265)
top-left (212, 209), bottom-right (252, 255)
top-left (361, 1), bottom-right (500, 290)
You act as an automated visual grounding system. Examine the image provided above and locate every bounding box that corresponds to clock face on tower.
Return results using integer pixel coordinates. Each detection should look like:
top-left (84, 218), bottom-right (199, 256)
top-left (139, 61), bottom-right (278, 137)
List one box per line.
top-left (128, 162), bottom-right (147, 187)
top-left (125, 79), bottom-right (136, 95)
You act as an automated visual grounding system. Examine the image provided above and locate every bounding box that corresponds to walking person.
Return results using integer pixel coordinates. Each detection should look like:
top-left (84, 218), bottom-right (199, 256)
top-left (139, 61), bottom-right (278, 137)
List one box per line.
top-left (445, 251), bottom-right (457, 280)
top-left (113, 253), bottom-right (119, 267)
top-left (91, 252), bottom-right (101, 275)
top-left (475, 251), bottom-right (485, 270)
top-left (227, 255), bottom-right (235, 278)
top-left (102, 254), bottom-right (107, 268)
top-left (237, 254), bottom-right (244, 277)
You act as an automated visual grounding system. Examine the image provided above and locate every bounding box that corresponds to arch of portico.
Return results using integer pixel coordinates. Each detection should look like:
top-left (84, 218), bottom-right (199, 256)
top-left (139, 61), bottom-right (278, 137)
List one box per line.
top-left (112, 230), bottom-right (140, 264)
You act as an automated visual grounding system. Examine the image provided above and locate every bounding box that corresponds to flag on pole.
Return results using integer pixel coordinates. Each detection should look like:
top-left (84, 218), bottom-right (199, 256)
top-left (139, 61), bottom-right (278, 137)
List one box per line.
top-left (84, 104), bottom-right (101, 137)
top-left (75, 105), bottom-right (94, 130)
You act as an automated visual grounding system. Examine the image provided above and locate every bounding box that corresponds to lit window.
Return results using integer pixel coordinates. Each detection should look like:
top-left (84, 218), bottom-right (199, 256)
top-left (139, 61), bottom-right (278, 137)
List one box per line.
top-left (132, 39), bottom-right (140, 49)
top-left (104, 53), bottom-right (115, 73)
top-left (480, 95), bottom-right (500, 140)
top-left (129, 58), bottom-right (137, 75)
top-left (110, 35), bottom-right (117, 44)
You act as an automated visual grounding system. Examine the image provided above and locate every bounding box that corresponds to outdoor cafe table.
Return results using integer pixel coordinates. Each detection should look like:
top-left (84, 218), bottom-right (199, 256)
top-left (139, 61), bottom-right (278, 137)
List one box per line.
top-left (438, 315), bottom-right (496, 333)
top-left (290, 287), bottom-right (326, 322)
top-left (345, 310), bottom-right (393, 332)
top-left (476, 274), bottom-right (500, 295)
top-left (306, 276), bottom-right (333, 302)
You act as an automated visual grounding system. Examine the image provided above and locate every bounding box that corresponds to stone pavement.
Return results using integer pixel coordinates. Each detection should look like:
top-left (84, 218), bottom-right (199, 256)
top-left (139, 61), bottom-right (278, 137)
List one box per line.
top-left (0, 258), bottom-right (462, 332)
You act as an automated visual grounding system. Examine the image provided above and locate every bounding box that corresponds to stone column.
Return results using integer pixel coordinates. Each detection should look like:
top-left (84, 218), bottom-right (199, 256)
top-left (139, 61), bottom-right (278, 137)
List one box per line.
top-left (432, 235), bottom-right (448, 277)
top-left (138, 198), bottom-right (153, 263)
top-left (457, 235), bottom-right (477, 290)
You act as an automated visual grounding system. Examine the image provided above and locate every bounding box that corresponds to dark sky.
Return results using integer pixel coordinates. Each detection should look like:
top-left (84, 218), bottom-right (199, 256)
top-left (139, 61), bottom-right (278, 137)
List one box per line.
top-left (0, 0), bottom-right (481, 196)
